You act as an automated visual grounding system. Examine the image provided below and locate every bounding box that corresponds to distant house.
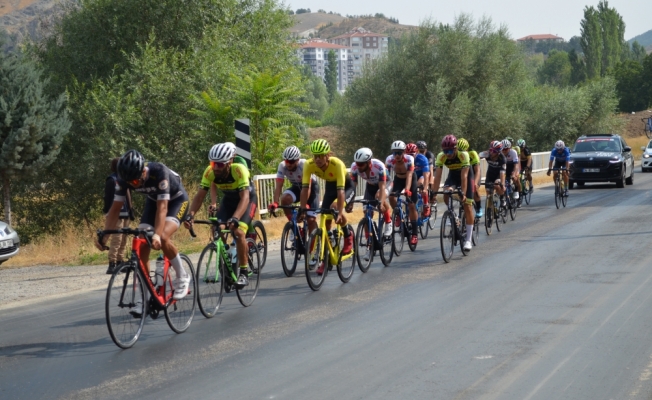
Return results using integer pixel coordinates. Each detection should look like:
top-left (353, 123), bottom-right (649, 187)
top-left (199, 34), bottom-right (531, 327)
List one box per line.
top-left (517, 34), bottom-right (564, 43)
top-left (298, 40), bottom-right (350, 91)
top-left (329, 28), bottom-right (389, 82)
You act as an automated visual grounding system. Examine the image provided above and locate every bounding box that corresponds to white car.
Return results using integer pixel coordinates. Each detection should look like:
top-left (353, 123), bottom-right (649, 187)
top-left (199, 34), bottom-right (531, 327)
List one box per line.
top-left (641, 140), bottom-right (652, 172)
top-left (0, 220), bottom-right (20, 265)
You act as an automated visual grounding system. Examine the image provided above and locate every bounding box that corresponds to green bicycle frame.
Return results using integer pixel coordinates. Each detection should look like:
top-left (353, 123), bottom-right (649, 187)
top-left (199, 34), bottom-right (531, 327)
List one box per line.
top-left (201, 218), bottom-right (239, 284)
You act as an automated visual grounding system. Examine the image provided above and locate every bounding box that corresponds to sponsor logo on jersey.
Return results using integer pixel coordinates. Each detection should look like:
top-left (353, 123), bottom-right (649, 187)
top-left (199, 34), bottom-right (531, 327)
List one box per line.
top-left (159, 180), bottom-right (169, 190)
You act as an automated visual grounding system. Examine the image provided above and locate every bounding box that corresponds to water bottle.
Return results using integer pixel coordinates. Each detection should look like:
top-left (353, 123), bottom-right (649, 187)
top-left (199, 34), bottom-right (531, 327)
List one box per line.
top-left (155, 254), bottom-right (164, 287)
top-left (329, 230), bottom-right (338, 248)
top-left (227, 242), bottom-right (238, 266)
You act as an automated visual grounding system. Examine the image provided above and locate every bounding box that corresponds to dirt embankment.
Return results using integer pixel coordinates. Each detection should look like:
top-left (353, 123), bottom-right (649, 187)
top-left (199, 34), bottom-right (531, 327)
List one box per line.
top-left (619, 110), bottom-right (652, 138)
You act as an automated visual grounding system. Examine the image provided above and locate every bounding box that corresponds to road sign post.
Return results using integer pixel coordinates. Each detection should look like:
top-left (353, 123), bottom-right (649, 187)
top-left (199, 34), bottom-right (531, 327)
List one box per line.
top-left (235, 119), bottom-right (251, 169)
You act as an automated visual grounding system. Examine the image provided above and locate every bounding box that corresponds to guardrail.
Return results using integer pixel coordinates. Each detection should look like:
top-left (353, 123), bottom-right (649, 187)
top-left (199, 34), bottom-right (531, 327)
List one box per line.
top-left (254, 152), bottom-right (551, 216)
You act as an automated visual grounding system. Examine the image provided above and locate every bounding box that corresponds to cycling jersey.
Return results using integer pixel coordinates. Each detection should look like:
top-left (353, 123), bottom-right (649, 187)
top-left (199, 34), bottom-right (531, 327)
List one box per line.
top-left (484, 153), bottom-right (507, 183)
top-left (468, 150), bottom-right (480, 166)
top-left (413, 153), bottom-right (430, 179)
top-left (424, 151), bottom-right (435, 167)
top-left (385, 154), bottom-right (415, 176)
top-left (435, 151), bottom-right (470, 172)
top-left (503, 149), bottom-right (519, 164)
top-left (350, 159), bottom-right (388, 185)
top-left (550, 147), bottom-right (571, 164)
top-left (276, 159), bottom-right (316, 186)
top-left (518, 146), bottom-right (532, 161)
top-left (115, 162), bottom-right (184, 202)
top-left (200, 162), bottom-right (251, 199)
top-left (302, 156), bottom-right (348, 190)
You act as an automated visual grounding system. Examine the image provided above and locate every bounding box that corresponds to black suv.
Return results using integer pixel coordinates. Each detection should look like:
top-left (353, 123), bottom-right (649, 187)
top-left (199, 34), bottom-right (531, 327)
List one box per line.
top-left (569, 134), bottom-right (634, 189)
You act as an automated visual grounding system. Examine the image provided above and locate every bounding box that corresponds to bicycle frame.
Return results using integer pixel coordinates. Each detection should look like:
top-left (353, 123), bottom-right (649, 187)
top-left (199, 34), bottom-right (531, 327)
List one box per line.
top-left (198, 218), bottom-right (241, 284)
top-left (127, 236), bottom-right (176, 308)
top-left (315, 210), bottom-right (354, 266)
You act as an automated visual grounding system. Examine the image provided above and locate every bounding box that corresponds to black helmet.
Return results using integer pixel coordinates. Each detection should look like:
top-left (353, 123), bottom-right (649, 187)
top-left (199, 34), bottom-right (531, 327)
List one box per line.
top-left (416, 140), bottom-right (427, 150)
top-left (117, 150), bottom-right (145, 181)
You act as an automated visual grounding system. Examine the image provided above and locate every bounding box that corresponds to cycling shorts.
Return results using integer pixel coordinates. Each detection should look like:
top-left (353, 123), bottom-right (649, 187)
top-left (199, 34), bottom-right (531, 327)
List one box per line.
top-left (283, 184), bottom-right (319, 217)
top-left (140, 192), bottom-right (189, 228)
top-left (217, 190), bottom-right (258, 232)
top-left (363, 183), bottom-right (389, 201)
top-left (392, 173), bottom-right (418, 203)
top-left (520, 161), bottom-right (530, 172)
top-left (444, 171), bottom-right (475, 205)
top-left (321, 181), bottom-right (355, 210)
top-left (553, 160), bottom-right (568, 170)
top-left (485, 169), bottom-right (504, 185)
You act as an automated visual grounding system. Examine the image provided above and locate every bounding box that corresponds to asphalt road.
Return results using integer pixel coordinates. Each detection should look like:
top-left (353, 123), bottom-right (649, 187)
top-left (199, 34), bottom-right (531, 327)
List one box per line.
top-left (2, 169), bottom-right (652, 400)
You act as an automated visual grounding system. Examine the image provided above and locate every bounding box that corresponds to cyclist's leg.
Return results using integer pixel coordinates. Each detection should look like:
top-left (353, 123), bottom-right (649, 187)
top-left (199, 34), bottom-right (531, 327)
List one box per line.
top-left (281, 185), bottom-right (301, 220)
top-left (306, 183), bottom-right (319, 233)
top-left (321, 184), bottom-right (337, 232)
top-left (407, 172), bottom-right (419, 225)
top-left (463, 173), bottom-right (476, 246)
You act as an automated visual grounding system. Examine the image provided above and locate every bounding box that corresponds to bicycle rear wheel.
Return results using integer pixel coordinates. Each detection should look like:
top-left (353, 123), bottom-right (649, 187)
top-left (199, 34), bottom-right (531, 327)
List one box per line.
top-left (391, 208), bottom-right (405, 256)
top-left (428, 203), bottom-right (438, 230)
top-left (379, 218), bottom-right (394, 266)
top-left (472, 218), bottom-right (480, 246)
top-left (280, 222), bottom-right (298, 277)
top-left (419, 218), bottom-right (429, 239)
top-left (440, 211), bottom-right (455, 263)
top-left (555, 181), bottom-right (561, 209)
top-left (459, 211), bottom-right (469, 256)
top-left (485, 201), bottom-right (493, 235)
top-left (236, 241), bottom-right (261, 307)
top-left (251, 220), bottom-right (267, 269)
top-left (106, 262), bottom-right (146, 349)
top-left (337, 226), bottom-right (356, 283)
top-left (562, 187), bottom-right (568, 207)
top-left (196, 243), bottom-right (224, 318)
top-left (355, 218), bottom-right (372, 273)
top-left (305, 229), bottom-right (328, 291)
top-left (164, 254), bottom-right (196, 334)
top-left (524, 185), bottom-right (531, 205)
top-left (509, 195), bottom-right (517, 220)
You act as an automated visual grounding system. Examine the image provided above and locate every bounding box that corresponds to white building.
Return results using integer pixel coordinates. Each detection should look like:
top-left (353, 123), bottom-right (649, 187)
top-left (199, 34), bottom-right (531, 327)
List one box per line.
top-left (298, 40), bottom-right (351, 91)
top-left (329, 28), bottom-right (389, 81)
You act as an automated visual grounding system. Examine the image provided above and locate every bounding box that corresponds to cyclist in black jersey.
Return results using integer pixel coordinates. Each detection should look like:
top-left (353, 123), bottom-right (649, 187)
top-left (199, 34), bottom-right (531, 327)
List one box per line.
top-left (95, 150), bottom-right (191, 302)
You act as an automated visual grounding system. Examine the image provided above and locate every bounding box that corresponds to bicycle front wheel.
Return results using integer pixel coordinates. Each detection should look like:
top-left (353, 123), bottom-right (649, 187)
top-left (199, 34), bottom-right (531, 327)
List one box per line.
top-left (305, 229), bottom-right (328, 291)
top-left (555, 181), bottom-right (561, 209)
top-left (392, 208), bottom-right (405, 256)
top-left (106, 262), bottom-right (146, 349)
top-left (459, 211), bottom-right (469, 256)
top-left (472, 218), bottom-right (480, 246)
top-left (196, 243), bottom-right (224, 318)
top-left (251, 220), bottom-right (267, 269)
top-left (419, 217), bottom-right (430, 239)
top-left (484, 201), bottom-right (493, 235)
top-left (236, 241), bottom-right (261, 307)
top-left (337, 225), bottom-right (356, 283)
top-left (509, 196), bottom-right (517, 220)
top-left (428, 203), bottom-right (438, 230)
top-left (355, 218), bottom-right (372, 273)
top-left (379, 218), bottom-right (394, 266)
top-left (440, 211), bottom-right (455, 263)
top-left (280, 222), bottom-right (298, 277)
top-left (524, 187), bottom-right (531, 205)
top-left (164, 254), bottom-right (196, 334)
top-left (562, 187), bottom-right (568, 207)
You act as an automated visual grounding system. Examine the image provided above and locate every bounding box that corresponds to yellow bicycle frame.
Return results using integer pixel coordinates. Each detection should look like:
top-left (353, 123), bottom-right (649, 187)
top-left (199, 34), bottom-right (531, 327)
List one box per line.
top-left (315, 212), bottom-right (354, 266)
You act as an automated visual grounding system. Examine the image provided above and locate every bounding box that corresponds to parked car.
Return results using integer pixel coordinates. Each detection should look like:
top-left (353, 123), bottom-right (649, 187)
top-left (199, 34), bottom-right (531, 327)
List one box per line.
top-left (641, 139), bottom-right (652, 172)
top-left (0, 220), bottom-right (20, 265)
top-left (569, 133), bottom-right (634, 189)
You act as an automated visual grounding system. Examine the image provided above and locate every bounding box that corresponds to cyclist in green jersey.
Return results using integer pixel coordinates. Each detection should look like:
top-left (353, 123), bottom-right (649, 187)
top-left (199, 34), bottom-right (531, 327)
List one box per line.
top-left (458, 138), bottom-right (483, 218)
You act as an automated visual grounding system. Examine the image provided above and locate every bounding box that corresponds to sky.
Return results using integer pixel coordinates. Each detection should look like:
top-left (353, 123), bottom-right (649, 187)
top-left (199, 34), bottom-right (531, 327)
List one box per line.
top-left (289, 0), bottom-right (650, 41)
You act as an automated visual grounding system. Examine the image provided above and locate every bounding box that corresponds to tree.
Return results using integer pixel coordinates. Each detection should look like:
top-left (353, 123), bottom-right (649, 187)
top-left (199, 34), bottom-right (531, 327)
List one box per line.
top-left (299, 65), bottom-right (329, 123)
top-left (581, 6), bottom-right (603, 79)
top-left (613, 60), bottom-right (645, 111)
top-left (569, 49), bottom-right (587, 85)
top-left (580, 1), bottom-right (626, 79)
top-left (0, 45), bottom-right (71, 225)
top-left (324, 50), bottom-right (339, 103)
top-left (631, 41), bottom-right (647, 63)
top-left (538, 50), bottom-right (571, 86)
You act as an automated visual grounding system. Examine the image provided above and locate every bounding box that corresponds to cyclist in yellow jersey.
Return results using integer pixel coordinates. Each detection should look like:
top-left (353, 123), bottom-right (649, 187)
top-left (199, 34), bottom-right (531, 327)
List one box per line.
top-left (458, 138), bottom-right (483, 218)
top-left (301, 139), bottom-right (355, 274)
top-left (184, 142), bottom-right (257, 287)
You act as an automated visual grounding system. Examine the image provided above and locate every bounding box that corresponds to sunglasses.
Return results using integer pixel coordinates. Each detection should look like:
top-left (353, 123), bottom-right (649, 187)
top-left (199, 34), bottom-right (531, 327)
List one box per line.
top-left (393, 151), bottom-right (404, 157)
top-left (129, 178), bottom-right (142, 186)
top-left (442, 148), bottom-right (455, 155)
top-left (211, 161), bottom-right (227, 169)
top-left (355, 161), bottom-right (368, 167)
top-left (490, 148), bottom-right (500, 154)
top-left (284, 159), bottom-right (298, 165)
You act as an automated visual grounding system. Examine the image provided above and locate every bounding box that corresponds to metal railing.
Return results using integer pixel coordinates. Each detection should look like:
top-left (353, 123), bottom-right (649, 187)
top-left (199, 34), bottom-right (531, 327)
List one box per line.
top-left (254, 152), bottom-right (550, 216)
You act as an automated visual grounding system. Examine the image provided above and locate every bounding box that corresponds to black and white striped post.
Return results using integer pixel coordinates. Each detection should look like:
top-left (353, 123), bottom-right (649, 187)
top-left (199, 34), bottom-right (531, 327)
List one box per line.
top-left (234, 118), bottom-right (251, 169)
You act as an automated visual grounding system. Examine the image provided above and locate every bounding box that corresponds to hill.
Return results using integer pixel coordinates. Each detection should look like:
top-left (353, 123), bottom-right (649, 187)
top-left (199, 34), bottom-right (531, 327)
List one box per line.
top-left (316, 16), bottom-right (416, 40)
top-left (628, 28), bottom-right (652, 50)
top-left (291, 12), bottom-right (346, 37)
top-left (1, 0), bottom-right (59, 51)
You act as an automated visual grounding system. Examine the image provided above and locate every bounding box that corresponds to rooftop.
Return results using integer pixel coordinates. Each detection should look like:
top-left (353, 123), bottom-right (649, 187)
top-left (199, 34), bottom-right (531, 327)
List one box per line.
top-left (517, 34), bottom-right (564, 41)
top-left (300, 40), bottom-right (349, 50)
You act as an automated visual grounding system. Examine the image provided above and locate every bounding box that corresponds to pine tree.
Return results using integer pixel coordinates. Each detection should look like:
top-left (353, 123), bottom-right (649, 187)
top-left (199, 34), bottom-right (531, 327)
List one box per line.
top-left (0, 43), bottom-right (71, 225)
top-left (324, 50), bottom-right (339, 103)
top-left (581, 6), bottom-right (602, 79)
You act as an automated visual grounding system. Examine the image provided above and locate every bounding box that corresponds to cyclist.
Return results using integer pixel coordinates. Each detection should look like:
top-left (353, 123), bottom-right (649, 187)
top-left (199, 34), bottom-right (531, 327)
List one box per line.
top-left (95, 150), bottom-right (191, 306)
top-left (385, 140), bottom-right (419, 247)
top-left (350, 147), bottom-right (392, 260)
top-left (268, 146), bottom-right (319, 237)
top-left (501, 139), bottom-right (520, 202)
top-left (517, 139), bottom-right (533, 195)
top-left (406, 143), bottom-right (431, 216)
top-left (416, 140), bottom-right (436, 205)
top-left (480, 141), bottom-right (508, 206)
top-left (506, 137), bottom-right (519, 157)
top-left (458, 138), bottom-right (483, 218)
top-left (185, 143), bottom-right (257, 287)
top-left (431, 135), bottom-right (475, 252)
top-left (300, 139), bottom-right (355, 275)
top-left (547, 140), bottom-right (571, 196)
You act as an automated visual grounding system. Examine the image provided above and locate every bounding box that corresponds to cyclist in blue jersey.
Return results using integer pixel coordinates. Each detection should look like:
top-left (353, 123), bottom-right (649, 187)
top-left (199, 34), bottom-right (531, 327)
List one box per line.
top-left (406, 143), bottom-right (431, 216)
top-left (547, 140), bottom-right (571, 196)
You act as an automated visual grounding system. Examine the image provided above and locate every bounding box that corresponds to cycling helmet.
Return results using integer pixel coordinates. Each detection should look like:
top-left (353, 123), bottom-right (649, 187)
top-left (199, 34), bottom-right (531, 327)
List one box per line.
top-left (416, 140), bottom-right (427, 150)
top-left (310, 139), bottom-right (330, 155)
top-left (501, 139), bottom-right (511, 149)
top-left (517, 139), bottom-right (526, 147)
top-left (555, 140), bottom-right (565, 149)
top-left (117, 150), bottom-right (145, 181)
top-left (405, 143), bottom-right (418, 155)
top-left (505, 136), bottom-right (514, 144)
top-left (283, 146), bottom-right (301, 161)
top-left (441, 135), bottom-right (457, 149)
top-left (391, 140), bottom-right (406, 151)
top-left (490, 140), bottom-right (503, 151)
top-left (354, 147), bottom-right (373, 162)
top-left (209, 143), bottom-right (236, 162)
top-left (457, 138), bottom-right (470, 151)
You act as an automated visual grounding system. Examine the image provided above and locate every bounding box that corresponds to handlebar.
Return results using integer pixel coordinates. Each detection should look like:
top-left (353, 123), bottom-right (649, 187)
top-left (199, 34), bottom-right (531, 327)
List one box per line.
top-left (432, 187), bottom-right (464, 196)
top-left (97, 228), bottom-right (158, 250)
top-left (354, 199), bottom-right (380, 206)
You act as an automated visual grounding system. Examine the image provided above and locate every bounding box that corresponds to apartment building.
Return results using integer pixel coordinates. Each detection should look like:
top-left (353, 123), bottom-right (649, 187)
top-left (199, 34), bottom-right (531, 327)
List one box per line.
top-left (330, 28), bottom-right (389, 81)
top-left (298, 40), bottom-right (350, 91)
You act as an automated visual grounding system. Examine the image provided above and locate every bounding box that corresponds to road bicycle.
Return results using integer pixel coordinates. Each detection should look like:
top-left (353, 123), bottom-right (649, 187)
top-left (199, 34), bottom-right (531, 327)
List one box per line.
top-left (504, 177), bottom-right (518, 221)
top-left (519, 168), bottom-right (532, 205)
top-left (434, 187), bottom-right (472, 263)
top-left (275, 205), bottom-right (308, 277)
top-left (97, 228), bottom-right (197, 349)
top-left (552, 167), bottom-right (568, 209)
top-left (483, 182), bottom-right (503, 235)
top-left (304, 208), bottom-right (356, 291)
top-left (353, 199), bottom-right (394, 272)
top-left (643, 117), bottom-right (652, 139)
top-left (415, 187), bottom-right (434, 239)
top-left (249, 220), bottom-right (267, 269)
top-left (427, 188), bottom-right (438, 231)
top-left (193, 218), bottom-right (261, 318)
top-left (389, 191), bottom-right (417, 254)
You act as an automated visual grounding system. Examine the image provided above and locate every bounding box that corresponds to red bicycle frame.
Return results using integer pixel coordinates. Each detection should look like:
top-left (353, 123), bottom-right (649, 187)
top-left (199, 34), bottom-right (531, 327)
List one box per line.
top-left (131, 237), bottom-right (175, 307)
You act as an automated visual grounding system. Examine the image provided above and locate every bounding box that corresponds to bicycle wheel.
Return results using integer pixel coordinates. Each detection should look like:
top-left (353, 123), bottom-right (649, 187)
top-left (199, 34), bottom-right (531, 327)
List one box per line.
top-left (484, 201), bottom-right (493, 235)
top-left (164, 254), bottom-right (196, 334)
top-left (391, 208), bottom-right (405, 256)
top-left (440, 211), bottom-right (455, 263)
top-left (379, 218), bottom-right (394, 266)
top-left (509, 195), bottom-right (517, 221)
top-left (355, 218), bottom-right (372, 273)
top-left (500, 201), bottom-right (507, 223)
top-left (555, 181), bottom-right (561, 209)
top-left (106, 262), bottom-right (146, 349)
top-left (494, 197), bottom-right (502, 232)
top-left (562, 187), bottom-right (568, 207)
top-left (428, 203), bottom-right (438, 230)
top-left (196, 243), bottom-right (224, 318)
top-left (280, 222), bottom-right (298, 277)
top-left (419, 217), bottom-right (430, 239)
top-left (337, 225), bottom-right (356, 283)
top-left (472, 218), bottom-right (480, 246)
top-left (251, 220), bottom-right (267, 269)
top-left (305, 229), bottom-right (328, 291)
top-left (236, 241), bottom-right (261, 307)
top-left (459, 210), bottom-right (469, 256)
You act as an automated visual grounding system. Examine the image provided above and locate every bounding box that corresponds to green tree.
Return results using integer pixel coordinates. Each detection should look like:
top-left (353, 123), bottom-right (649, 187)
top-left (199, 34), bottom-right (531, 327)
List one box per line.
top-left (0, 45), bottom-right (71, 226)
top-left (538, 50), bottom-right (571, 86)
top-left (580, 1), bottom-right (626, 79)
top-left (631, 41), bottom-right (647, 63)
top-left (569, 49), bottom-right (587, 85)
top-left (581, 6), bottom-right (603, 79)
top-left (299, 65), bottom-right (329, 123)
top-left (324, 50), bottom-right (339, 103)
top-left (613, 60), bottom-right (645, 111)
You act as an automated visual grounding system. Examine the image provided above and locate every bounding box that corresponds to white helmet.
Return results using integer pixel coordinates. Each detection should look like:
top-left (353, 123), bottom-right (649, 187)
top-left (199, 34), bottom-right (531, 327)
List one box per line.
top-left (354, 147), bottom-right (373, 162)
top-left (391, 140), bottom-right (406, 151)
top-left (209, 143), bottom-right (236, 162)
top-left (555, 140), bottom-right (565, 149)
top-left (283, 146), bottom-right (301, 161)
top-left (500, 139), bottom-right (511, 149)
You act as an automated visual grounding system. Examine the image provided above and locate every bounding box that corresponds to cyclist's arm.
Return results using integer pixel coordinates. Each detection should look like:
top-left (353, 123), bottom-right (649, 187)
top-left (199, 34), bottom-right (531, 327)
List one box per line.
top-left (188, 188), bottom-right (208, 218)
top-left (432, 167), bottom-right (443, 194)
top-left (210, 184), bottom-right (218, 208)
top-left (378, 181), bottom-right (387, 204)
top-left (103, 201), bottom-right (124, 231)
top-left (155, 199), bottom-right (169, 237)
top-left (272, 178), bottom-right (284, 204)
top-left (526, 155), bottom-right (532, 169)
top-left (473, 165), bottom-right (480, 185)
top-left (337, 189), bottom-right (345, 215)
